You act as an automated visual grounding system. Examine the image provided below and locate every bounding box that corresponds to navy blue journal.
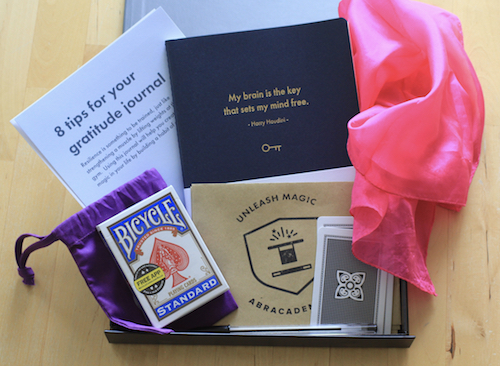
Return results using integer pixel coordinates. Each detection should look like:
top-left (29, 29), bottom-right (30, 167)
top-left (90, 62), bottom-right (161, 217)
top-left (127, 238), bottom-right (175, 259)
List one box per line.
top-left (165, 19), bottom-right (359, 188)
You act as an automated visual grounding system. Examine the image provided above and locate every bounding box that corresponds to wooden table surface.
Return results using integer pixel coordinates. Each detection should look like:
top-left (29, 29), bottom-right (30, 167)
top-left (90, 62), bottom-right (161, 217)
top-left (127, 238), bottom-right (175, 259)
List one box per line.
top-left (1, 0), bottom-right (498, 364)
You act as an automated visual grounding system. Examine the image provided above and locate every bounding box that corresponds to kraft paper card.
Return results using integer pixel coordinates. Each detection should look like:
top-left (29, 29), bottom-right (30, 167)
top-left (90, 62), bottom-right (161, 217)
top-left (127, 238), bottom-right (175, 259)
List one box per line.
top-left (191, 182), bottom-right (353, 327)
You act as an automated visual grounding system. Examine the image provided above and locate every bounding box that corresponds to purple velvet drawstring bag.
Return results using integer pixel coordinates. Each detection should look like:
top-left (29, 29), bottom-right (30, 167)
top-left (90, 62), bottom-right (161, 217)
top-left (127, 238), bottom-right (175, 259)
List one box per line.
top-left (15, 168), bottom-right (237, 335)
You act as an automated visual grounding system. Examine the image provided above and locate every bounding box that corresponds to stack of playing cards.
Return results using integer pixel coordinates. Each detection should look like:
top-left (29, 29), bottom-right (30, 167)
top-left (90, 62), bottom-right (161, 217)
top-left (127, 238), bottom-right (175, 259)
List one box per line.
top-left (97, 186), bottom-right (229, 329)
top-left (311, 216), bottom-right (394, 334)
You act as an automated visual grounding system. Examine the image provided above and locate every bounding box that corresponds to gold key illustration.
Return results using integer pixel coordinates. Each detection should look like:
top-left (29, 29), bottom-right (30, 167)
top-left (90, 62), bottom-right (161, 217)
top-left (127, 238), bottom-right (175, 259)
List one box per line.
top-left (262, 143), bottom-right (282, 152)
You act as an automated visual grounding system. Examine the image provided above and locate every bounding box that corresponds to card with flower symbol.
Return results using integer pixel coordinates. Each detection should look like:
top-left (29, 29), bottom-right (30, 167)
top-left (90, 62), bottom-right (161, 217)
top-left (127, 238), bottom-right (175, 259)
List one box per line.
top-left (311, 223), bottom-right (394, 334)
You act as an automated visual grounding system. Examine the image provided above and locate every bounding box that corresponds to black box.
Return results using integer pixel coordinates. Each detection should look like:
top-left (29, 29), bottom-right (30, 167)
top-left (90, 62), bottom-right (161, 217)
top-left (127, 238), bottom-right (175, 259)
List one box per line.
top-left (104, 280), bottom-right (414, 348)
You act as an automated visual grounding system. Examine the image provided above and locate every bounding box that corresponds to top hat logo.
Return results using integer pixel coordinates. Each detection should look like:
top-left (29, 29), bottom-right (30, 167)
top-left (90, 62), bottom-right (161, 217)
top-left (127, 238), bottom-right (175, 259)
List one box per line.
top-left (243, 217), bottom-right (315, 295)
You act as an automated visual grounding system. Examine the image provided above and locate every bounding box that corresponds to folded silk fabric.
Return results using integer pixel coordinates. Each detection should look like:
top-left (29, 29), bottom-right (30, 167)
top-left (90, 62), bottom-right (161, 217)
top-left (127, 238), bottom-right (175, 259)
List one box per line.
top-left (339, 0), bottom-right (485, 295)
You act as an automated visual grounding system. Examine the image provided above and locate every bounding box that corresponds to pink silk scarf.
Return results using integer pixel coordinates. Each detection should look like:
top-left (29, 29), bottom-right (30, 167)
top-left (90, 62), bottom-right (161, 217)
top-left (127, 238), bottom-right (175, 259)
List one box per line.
top-left (339, 0), bottom-right (484, 295)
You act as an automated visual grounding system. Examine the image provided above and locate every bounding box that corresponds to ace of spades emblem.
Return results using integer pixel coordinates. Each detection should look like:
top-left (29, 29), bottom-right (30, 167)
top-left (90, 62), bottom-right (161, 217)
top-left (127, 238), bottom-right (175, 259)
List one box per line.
top-left (150, 237), bottom-right (190, 288)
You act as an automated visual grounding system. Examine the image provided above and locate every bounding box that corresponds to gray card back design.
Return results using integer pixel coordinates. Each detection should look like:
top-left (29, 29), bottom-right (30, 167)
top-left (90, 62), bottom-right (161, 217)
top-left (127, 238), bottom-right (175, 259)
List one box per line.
top-left (311, 222), bottom-right (393, 333)
top-left (317, 233), bottom-right (378, 324)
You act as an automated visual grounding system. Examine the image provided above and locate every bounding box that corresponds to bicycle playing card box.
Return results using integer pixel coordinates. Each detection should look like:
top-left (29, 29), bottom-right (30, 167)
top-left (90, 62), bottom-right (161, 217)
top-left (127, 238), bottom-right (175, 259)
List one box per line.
top-left (97, 186), bottom-right (230, 329)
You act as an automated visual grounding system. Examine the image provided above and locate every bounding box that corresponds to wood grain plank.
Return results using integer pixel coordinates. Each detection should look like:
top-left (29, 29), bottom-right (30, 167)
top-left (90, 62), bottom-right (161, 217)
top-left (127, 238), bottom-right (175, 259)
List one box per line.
top-left (26, 0), bottom-right (91, 90)
top-left (87, 0), bottom-right (125, 46)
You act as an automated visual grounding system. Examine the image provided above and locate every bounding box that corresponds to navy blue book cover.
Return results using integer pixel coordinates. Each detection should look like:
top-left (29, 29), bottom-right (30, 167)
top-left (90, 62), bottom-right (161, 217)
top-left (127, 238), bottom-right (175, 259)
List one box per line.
top-left (165, 19), bottom-right (359, 188)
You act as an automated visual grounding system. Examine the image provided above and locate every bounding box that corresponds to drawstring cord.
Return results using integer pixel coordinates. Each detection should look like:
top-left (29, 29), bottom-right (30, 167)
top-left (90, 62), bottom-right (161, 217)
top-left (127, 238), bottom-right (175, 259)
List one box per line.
top-left (15, 232), bottom-right (58, 285)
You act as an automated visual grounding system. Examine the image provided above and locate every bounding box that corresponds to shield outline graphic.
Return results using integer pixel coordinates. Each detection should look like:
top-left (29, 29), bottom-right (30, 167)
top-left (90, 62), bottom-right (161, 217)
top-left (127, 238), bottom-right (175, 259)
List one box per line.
top-left (243, 217), bottom-right (316, 295)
